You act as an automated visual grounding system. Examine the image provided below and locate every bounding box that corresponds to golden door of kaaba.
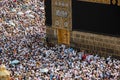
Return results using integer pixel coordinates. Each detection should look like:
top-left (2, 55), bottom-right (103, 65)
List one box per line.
top-left (57, 29), bottom-right (70, 45)
top-left (51, 0), bottom-right (72, 45)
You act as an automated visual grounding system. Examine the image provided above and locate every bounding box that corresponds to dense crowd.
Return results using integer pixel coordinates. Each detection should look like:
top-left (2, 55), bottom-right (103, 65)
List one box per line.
top-left (0, 0), bottom-right (45, 39)
top-left (0, 36), bottom-right (120, 80)
top-left (0, 0), bottom-right (120, 80)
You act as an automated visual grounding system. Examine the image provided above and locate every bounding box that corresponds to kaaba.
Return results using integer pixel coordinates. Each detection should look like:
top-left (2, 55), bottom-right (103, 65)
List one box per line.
top-left (45, 0), bottom-right (52, 26)
top-left (72, 0), bottom-right (120, 36)
top-left (45, 0), bottom-right (120, 37)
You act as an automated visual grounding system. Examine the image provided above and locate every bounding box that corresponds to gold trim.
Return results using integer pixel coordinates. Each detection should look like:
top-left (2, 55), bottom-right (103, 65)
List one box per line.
top-left (78, 0), bottom-right (110, 4)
